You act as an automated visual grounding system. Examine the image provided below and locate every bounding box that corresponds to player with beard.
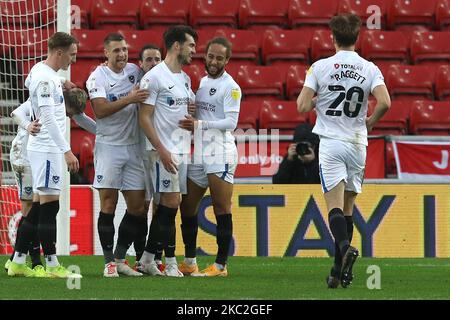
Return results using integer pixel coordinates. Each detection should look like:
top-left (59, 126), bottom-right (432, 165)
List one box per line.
top-left (177, 37), bottom-right (241, 277)
top-left (137, 25), bottom-right (197, 277)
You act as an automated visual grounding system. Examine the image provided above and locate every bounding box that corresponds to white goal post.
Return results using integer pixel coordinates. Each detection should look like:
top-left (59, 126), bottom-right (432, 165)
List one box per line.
top-left (0, 0), bottom-right (72, 255)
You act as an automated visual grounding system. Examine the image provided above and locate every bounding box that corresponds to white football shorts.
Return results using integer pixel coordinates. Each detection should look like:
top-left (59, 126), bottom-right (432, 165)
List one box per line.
top-left (27, 150), bottom-right (63, 194)
top-left (10, 149), bottom-right (33, 200)
top-left (149, 151), bottom-right (188, 194)
top-left (318, 137), bottom-right (366, 194)
top-left (188, 150), bottom-right (238, 189)
top-left (93, 142), bottom-right (145, 191)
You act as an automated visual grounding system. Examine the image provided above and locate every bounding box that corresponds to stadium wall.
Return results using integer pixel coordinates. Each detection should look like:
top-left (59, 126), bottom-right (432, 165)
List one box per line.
top-left (1, 184), bottom-right (449, 258)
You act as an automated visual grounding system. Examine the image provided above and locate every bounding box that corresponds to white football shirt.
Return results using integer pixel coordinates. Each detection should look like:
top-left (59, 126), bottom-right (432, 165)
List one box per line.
top-left (87, 63), bottom-right (143, 145)
top-left (25, 62), bottom-right (67, 154)
top-left (140, 62), bottom-right (194, 154)
top-left (304, 51), bottom-right (385, 146)
top-left (194, 71), bottom-right (241, 156)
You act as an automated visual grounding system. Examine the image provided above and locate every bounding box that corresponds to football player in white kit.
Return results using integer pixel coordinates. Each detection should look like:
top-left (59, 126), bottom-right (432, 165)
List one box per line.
top-left (297, 14), bottom-right (391, 288)
top-left (138, 25), bottom-right (197, 277)
top-left (6, 88), bottom-right (95, 277)
top-left (8, 32), bottom-right (82, 279)
top-left (87, 33), bottom-right (149, 277)
top-left (177, 37), bottom-right (241, 277)
top-left (134, 44), bottom-right (163, 267)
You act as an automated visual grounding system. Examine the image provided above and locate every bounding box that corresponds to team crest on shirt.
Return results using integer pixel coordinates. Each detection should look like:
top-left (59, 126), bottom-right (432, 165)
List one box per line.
top-left (60, 96), bottom-right (64, 103)
top-left (209, 88), bottom-right (217, 96)
top-left (97, 175), bottom-right (103, 183)
top-left (129, 75), bottom-right (135, 84)
top-left (24, 187), bottom-right (32, 195)
top-left (162, 179), bottom-right (171, 188)
top-left (52, 175), bottom-right (60, 184)
top-left (185, 83), bottom-right (189, 90)
top-left (167, 97), bottom-right (175, 106)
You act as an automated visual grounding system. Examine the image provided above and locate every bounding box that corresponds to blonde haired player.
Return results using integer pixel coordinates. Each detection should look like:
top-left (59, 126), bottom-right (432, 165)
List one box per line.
top-left (7, 87), bottom-right (95, 277)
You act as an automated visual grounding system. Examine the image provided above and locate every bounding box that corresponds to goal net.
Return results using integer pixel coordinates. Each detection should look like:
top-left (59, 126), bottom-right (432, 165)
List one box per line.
top-left (0, 0), bottom-right (57, 254)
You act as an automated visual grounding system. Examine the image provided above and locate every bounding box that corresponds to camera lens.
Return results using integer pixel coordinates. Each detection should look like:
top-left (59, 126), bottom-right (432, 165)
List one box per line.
top-left (296, 142), bottom-right (311, 156)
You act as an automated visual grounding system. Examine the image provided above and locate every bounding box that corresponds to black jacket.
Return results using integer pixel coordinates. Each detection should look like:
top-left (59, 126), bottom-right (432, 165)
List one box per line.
top-left (272, 156), bottom-right (321, 184)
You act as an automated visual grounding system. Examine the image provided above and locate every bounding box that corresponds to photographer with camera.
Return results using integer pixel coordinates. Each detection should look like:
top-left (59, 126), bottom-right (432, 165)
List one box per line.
top-left (272, 123), bottom-right (320, 184)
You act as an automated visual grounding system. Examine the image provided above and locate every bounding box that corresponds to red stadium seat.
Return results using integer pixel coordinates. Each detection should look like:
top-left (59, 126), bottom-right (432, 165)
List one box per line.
top-left (286, 65), bottom-right (308, 100)
top-left (70, 58), bottom-right (102, 90)
top-left (338, 0), bottom-right (387, 28)
top-left (4, 28), bottom-right (54, 59)
top-left (410, 100), bottom-right (450, 135)
top-left (238, 101), bottom-right (263, 129)
top-left (237, 66), bottom-right (285, 101)
top-left (386, 65), bottom-right (436, 101)
top-left (72, 29), bottom-right (110, 59)
top-left (261, 30), bottom-right (311, 66)
top-left (194, 29), bottom-right (260, 65)
top-left (90, 0), bottom-right (140, 29)
top-left (224, 63), bottom-right (244, 80)
top-left (310, 30), bottom-right (335, 62)
top-left (117, 30), bottom-right (164, 60)
top-left (311, 28), bottom-right (362, 61)
top-left (360, 30), bottom-right (409, 66)
top-left (368, 100), bottom-right (413, 135)
top-left (0, 0), bottom-right (44, 26)
top-left (436, 0), bottom-right (450, 30)
top-left (140, 0), bottom-right (190, 29)
top-left (410, 31), bottom-right (450, 65)
top-left (190, 0), bottom-right (240, 29)
top-left (288, 0), bottom-right (338, 29)
top-left (238, 0), bottom-right (290, 30)
top-left (435, 65), bottom-right (450, 100)
top-left (183, 64), bottom-right (205, 92)
top-left (259, 100), bottom-right (308, 134)
top-left (387, 0), bottom-right (437, 33)
top-left (71, 0), bottom-right (92, 29)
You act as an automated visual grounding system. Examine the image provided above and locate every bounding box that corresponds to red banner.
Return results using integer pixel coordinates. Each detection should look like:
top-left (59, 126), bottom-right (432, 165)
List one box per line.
top-left (393, 141), bottom-right (450, 179)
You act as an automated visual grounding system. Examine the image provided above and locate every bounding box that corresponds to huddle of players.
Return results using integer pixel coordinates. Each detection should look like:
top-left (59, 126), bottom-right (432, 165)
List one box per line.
top-left (87, 25), bottom-right (241, 278)
top-left (6, 25), bottom-right (241, 279)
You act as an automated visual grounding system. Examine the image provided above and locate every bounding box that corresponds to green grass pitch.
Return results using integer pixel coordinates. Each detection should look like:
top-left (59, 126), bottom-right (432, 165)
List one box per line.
top-left (0, 255), bottom-right (449, 300)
